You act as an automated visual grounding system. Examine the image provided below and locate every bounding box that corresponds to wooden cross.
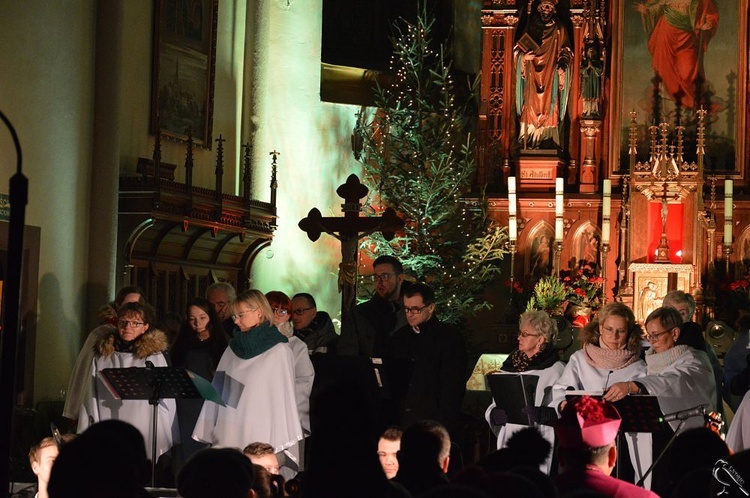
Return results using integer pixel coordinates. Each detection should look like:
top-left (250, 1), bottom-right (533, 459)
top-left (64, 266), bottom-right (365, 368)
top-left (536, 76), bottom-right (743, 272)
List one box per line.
top-left (299, 174), bottom-right (404, 316)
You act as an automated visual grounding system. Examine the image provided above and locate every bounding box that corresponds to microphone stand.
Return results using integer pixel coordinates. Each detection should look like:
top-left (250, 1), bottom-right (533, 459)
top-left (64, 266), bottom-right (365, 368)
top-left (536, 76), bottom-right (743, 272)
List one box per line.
top-left (636, 418), bottom-right (686, 488)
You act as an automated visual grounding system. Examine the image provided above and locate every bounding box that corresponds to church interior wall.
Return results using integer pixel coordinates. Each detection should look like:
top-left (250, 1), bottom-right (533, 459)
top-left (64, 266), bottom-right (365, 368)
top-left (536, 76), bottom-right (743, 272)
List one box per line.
top-left (0, 0), bottom-right (353, 404)
top-left (0, 0), bottom-right (97, 403)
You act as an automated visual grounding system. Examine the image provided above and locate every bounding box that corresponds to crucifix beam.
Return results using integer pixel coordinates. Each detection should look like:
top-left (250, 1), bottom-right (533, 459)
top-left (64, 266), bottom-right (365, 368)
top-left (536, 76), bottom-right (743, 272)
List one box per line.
top-left (299, 174), bottom-right (404, 316)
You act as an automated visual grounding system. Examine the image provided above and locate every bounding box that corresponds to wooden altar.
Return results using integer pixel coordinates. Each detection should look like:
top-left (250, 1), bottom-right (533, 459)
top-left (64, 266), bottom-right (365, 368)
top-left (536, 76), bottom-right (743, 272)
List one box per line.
top-left (469, 0), bottom-right (750, 347)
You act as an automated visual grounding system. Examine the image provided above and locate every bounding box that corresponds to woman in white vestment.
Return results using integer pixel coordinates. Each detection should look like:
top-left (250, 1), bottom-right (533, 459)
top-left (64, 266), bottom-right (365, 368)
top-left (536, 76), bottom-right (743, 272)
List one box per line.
top-left (484, 310), bottom-right (565, 473)
top-left (78, 301), bottom-right (177, 463)
top-left (605, 306), bottom-right (716, 493)
top-left (605, 306), bottom-right (716, 429)
top-left (192, 290), bottom-right (303, 455)
top-left (551, 302), bottom-right (649, 484)
top-left (63, 286), bottom-right (144, 421)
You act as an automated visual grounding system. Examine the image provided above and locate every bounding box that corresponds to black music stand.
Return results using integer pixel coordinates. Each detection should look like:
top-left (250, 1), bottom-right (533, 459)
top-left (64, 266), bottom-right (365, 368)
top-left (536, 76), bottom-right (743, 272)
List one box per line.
top-left (487, 373), bottom-right (540, 425)
top-left (100, 363), bottom-right (223, 486)
top-left (612, 395), bottom-right (664, 485)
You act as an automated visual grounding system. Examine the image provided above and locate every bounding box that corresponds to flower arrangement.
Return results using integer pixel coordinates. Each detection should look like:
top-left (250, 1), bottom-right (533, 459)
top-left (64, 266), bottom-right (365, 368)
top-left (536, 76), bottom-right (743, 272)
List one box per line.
top-left (725, 279), bottom-right (750, 296)
top-left (525, 276), bottom-right (570, 315)
top-left (564, 272), bottom-right (604, 312)
top-left (719, 278), bottom-right (750, 312)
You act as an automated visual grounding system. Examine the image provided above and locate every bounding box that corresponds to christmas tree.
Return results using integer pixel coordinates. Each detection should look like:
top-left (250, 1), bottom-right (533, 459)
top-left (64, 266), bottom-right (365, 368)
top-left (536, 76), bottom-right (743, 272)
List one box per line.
top-left (354, 4), bottom-right (507, 325)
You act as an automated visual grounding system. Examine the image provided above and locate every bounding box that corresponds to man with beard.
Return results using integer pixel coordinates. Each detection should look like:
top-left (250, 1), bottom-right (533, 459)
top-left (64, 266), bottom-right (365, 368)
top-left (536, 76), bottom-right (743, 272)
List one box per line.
top-left (338, 255), bottom-right (407, 358)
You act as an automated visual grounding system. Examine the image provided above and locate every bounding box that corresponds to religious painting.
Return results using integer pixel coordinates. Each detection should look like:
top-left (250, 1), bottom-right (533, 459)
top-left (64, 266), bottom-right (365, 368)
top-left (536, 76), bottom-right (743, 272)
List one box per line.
top-left (526, 223), bottom-right (554, 280)
top-left (615, 0), bottom-right (746, 173)
top-left (571, 223), bottom-right (600, 275)
top-left (739, 227), bottom-right (750, 277)
top-left (150, 0), bottom-right (218, 148)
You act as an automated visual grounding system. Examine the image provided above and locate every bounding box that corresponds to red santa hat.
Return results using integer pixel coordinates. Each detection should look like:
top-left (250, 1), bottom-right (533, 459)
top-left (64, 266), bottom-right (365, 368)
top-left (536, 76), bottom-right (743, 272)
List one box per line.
top-left (555, 396), bottom-right (621, 449)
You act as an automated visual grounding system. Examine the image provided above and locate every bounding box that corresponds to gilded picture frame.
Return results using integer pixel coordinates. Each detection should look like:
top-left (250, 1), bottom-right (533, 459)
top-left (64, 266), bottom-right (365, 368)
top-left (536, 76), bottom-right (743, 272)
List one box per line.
top-left (608, 0), bottom-right (748, 179)
top-left (150, 0), bottom-right (218, 148)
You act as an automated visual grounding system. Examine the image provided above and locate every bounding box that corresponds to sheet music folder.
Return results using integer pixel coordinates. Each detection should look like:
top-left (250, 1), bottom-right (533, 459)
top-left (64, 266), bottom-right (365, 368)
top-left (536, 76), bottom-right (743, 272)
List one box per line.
top-left (565, 392), bottom-right (664, 433)
top-left (486, 373), bottom-right (539, 425)
top-left (101, 367), bottom-right (225, 407)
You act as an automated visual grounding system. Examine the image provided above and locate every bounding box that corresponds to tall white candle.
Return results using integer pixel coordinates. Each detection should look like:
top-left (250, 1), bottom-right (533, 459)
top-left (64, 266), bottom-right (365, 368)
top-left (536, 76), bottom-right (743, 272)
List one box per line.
top-left (508, 176), bottom-right (517, 216)
top-left (509, 176), bottom-right (517, 194)
top-left (602, 179), bottom-right (611, 218)
top-left (725, 179), bottom-right (733, 244)
top-left (509, 217), bottom-right (518, 242)
top-left (725, 179), bottom-right (733, 219)
top-left (556, 178), bottom-right (564, 216)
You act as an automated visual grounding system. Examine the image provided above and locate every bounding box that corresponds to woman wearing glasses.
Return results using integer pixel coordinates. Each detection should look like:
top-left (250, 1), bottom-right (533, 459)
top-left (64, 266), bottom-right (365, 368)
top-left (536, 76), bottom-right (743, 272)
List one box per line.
top-left (550, 302), bottom-right (649, 485)
top-left (605, 306), bottom-right (716, 493)
top-left (605, 306), bottom-right (716, 431)
top-left (484, 310), bottom-right (565, 473)
top-left (170, 297), bottom-right (228, 466)
top-left (265, 290), bottom-right (314, 477)
top-left (78, 302), bottom-right (177, 465)
top-left (193, 290), bottom-right (303, 468)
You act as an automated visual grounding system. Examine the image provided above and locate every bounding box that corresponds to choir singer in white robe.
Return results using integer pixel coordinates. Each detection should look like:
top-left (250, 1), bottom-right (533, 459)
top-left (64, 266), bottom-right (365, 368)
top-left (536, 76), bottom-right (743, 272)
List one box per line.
top-left (551, 302), bottom-right (650, 486)
top-left (605, 306), bottom-right (716, 430)
top-left (485, 310), bottom-right (565, 474)
top-left (605, 306), bottom-right (716, 493)
top-left (192, 290), bottom-right (303, 455)
top-left (78, 302), bottom-right (178, 463)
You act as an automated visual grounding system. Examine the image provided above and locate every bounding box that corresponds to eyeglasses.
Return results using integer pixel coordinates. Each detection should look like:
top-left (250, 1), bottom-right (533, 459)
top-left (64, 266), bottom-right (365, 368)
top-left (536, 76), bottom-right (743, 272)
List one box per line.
top-left (404, 305), bottom-right (429, 315)
top-left (272, 308), bottom-right (289, 316)
top-left (118, 320), bottom-right (144, 329)
top-left (293, 307), bottom-right (314, 316)
top-left (600, 325), bottom-right (627, 336)
top-left (371, 272), bottom-right (396, 283)
top-left (645, 327), bottom-right (674, 342)
top-left (231, 308), bottom-right (258, 321)
top-left (518, 331), bottom-right (541, 338)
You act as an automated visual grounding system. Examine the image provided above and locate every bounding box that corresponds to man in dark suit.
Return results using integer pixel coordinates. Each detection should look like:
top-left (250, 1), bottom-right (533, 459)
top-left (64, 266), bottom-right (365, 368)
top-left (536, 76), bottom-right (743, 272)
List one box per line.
top-left (386, 283), bottom-right (466, 437)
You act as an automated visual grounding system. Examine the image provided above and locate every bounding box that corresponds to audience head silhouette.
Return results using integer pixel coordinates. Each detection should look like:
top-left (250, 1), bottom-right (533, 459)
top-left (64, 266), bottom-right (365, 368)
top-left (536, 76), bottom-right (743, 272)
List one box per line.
top-left (177, 447), bottom-right (256, 498)
top-left (48, 420), bottom-right (150, 498)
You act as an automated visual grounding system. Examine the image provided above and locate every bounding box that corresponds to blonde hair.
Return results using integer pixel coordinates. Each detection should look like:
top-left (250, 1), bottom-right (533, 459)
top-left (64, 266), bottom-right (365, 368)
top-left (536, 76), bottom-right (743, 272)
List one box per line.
top-left (232, 290), bottom-right (273, 325)
top-left (580, 302), bottom-right (643, 355)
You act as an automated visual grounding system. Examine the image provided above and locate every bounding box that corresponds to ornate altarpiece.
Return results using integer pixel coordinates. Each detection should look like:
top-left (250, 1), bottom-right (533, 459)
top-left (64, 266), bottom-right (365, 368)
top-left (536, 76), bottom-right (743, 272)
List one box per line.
top-left (473, 0), bottom-right (750, 348)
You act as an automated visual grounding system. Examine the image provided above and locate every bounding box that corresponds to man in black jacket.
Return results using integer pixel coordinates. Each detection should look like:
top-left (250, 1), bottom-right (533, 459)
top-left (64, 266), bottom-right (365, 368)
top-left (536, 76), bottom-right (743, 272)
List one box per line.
top-left (338, 255), bottom-right (407, 358)
top-left (291, 292), bottom-right (338, 354)
top-left (386, 283), bottom-right (467, 437)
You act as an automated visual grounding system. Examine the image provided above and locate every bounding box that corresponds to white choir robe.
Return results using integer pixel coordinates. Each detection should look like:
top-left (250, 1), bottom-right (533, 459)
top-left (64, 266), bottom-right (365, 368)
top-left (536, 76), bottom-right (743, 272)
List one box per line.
top-left (283, 336), bottom-right (314, 477)
top-left (550, 351), bottom-right (652, 487)
top-left (727, 390), bottom-right (750, 453)
top-left (192, 342), bottom-right (303, 454)
top-left (638, 347), bottom-right (717, 433)
top-left (78, 351), bottom-right (178, 463)
top-left (484, 361), bottom-right (565, 474)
